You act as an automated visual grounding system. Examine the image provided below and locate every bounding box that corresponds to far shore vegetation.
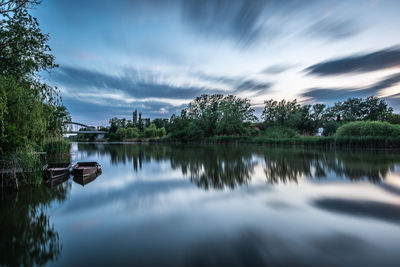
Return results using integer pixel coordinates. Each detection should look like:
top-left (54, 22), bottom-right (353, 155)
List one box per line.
top-left (72, 94), bottom-right (400, 149)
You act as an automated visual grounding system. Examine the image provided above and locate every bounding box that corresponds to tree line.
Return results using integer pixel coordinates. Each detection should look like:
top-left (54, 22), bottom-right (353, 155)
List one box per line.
top-left (98, 94), bottom-right (399, 142)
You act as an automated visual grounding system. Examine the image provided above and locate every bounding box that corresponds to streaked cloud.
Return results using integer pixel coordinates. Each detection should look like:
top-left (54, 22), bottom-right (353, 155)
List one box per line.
top-left (305, 46), bottom-right (400, 76)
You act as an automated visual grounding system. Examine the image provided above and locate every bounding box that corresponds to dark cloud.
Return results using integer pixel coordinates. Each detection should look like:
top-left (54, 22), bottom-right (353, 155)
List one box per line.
top-left (53, 66), bottom-right (223, 100)
top-left (182, 0), bottom-right (314, 46)
top-left (193, 72), bottom-right (272, 95)
top-left (182, 0), bottom-right (268, 46)
top-left (305, 46), bottom-right (400, 76)
top-left (301, 72), bottom-right (400, 110)
top-left (307, 18), bottom-right (360, 40)
top-left (234, 80), bottom-right (272, 95)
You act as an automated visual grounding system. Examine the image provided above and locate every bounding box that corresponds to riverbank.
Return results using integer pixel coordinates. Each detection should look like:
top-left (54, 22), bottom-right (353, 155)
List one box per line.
top-left (0, 139), bottom-right (72, 189)
top-left (72, 136), bottom-right (400, 150)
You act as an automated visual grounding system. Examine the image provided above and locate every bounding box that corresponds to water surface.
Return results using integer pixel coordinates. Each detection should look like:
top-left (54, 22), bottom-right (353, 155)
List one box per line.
top-left (2, 143), bottom-right (400, 266)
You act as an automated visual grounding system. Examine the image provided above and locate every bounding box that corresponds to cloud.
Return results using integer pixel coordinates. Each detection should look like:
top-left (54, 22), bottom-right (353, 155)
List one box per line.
top-left (63, 95), bottom-right (187, 125)
top-left (261, 64), bottom-right (294, 74)
top-left (305, 46), bottom-right (400, 76)
top-left (53, 66), bottom-right (274, 123)
top-left (53, 66), bottom-right (223, 100)
top-left (182, 0), bottom-right (314, 46)
top-left (307, 17), bottom-right (360, 40)
top-left (234, 80), bottom-right (272, 96)
top-left (193, 72), bottom-right (272, 95)
top-left (301, 72), bottom-right (400, 110)
top-left (182, 0), bottom-right (268, 46)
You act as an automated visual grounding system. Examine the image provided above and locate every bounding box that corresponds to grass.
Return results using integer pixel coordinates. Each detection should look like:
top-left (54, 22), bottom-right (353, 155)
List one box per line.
top-left (43, 138), bottom-right (71, 154)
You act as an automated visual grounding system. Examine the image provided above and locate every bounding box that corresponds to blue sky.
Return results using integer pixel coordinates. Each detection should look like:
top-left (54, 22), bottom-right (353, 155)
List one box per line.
top-left (33, 0), bottom-right (400, 125)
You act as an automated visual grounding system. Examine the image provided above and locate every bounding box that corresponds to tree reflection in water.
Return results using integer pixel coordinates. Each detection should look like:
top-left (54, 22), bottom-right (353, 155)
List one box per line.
top-left (262, 149), bottom-right (399, 184)
top-left (0, 181), bottom-right (71, 266)
top-left (168, 146), bottom-right (256, 190)
top-left (78, 143), bottom-right (400, 188)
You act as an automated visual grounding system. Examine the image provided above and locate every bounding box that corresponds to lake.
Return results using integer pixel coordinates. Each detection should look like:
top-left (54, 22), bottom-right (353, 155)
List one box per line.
top-left (1, 143), bottom-right (400, 266)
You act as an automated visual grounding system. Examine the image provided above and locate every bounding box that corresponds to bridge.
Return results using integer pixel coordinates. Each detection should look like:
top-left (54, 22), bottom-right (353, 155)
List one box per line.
top-left (64, 122), bottom-right (107, 134)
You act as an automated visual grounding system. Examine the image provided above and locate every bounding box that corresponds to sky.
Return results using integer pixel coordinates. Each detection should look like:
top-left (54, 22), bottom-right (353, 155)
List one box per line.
top-left (33, 0), bottom-right (400, 126)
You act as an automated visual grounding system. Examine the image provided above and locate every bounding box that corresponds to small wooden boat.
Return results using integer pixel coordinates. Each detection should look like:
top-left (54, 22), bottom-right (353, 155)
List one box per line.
top-left (73, 172), bottom-right (99, 186)
top-left (73, 162), bottom-right (102, 177)
top-left (43, 163), bottom-right (71, 180)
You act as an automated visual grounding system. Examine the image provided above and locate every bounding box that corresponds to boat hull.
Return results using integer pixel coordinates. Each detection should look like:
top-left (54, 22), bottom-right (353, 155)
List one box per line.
top-left (44, 163), bottom-right (71, 180)
top-left (73, 162), bottom-right (102, 177)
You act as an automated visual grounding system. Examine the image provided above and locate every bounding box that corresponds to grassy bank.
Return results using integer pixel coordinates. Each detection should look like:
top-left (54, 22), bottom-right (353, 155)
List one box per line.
top-left (202, 135), bottom-right (400, 149)
top-left (43, 138), bottom-right (71, 155)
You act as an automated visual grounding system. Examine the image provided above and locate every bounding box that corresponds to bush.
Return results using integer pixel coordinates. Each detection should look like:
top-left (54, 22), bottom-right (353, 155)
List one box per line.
top-left (262, 126), bottom-right (299, 139)
top-left (156, 127), bottom-right (166, 137)
top-left (336, 121), bottom-right (400, 137)
top-left (116, 128), bottom-right (127, 140)
top-left (144, 123), bottom-right (157, 138)
top-left (126, 127), bottom-right (139, 139)
top-left (323, 120), bottom-right (339, 136)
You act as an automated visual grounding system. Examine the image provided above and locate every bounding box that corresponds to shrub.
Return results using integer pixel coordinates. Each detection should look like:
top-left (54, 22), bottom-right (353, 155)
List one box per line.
top-left (336, 121), bottom-right (400, 137)
top-left (126, 127), bottom-right (139, 139)
top-left (116, 128), bottom-right (127, 140)
top-left (262, 126), bottom-right (299, 139)
top-left (144, 123), bottom-right (157, 138)
top-left (156, 127), bottom-right (166, 137)
top-left (323, 120), bottom-right (339, 136)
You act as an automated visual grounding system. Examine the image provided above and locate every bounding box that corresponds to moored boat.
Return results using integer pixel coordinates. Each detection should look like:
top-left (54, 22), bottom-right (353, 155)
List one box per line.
top-left (43, 163), bottom-right (71, 180)
top-left (73, 172), bottom-right (100, 186)
top-left (73, 162), bottom-right (102, 177)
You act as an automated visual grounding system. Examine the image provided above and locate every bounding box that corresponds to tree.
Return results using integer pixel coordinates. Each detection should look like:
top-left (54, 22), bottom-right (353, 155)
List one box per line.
top-left (153, 118), bottom-right (169, 129)
top-left (132, 109), bottom-right (137, 126)
top-left (262, 99), bottom-right (300, 125)
top-left (0, 0), bottom-right (39, 16)
top-left (138, 112), bottom-right (143, 132)
top-left (126, 127), bottom-right (139, 139)
top-left (0, 2), bottom-right (69, 154)
top-left (327, 96), bottom-right (393, 122)
top-left (216, 95), bottom-right (256, 135)
top-left (185, 94), bottom-right (256, 137)
top-left (144, 123), bottom-right (157, 138)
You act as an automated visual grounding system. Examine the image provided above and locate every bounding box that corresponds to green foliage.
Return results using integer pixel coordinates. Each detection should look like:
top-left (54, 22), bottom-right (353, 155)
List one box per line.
top-left (116, 127), bottom-right (127, 140)
top-left (387, 113), bottom-right (400, 124)
top-left (336, 121), bottom-right (400, 137)
top-left (262, 99), bottom-right (325, 135)
top-left (0, 2), bottom-right (70, 157)
top-left (262, 126), bottom-right (299, 139)
top-left (167, 94), bottom-right (256, 140)
top-left (1, 147), bottom-right (44, 186)
top-left (143, 123), bottom-right (158, 138)
top-left (126, 127), bottom-right (139, 139)
top-left (156, 127), bottom-right (166, 137)
top-left (323, 120), bottom-right (339, 136)
top-left (262, 99), bottom-right (300, 125)
top-left (327, 96), bottom-right (393, 122)
top-left (43, 138), bottom-right (71, 154)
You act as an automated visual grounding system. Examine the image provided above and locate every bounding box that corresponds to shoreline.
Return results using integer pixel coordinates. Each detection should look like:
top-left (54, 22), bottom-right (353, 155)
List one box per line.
top-left (70, 136), bottom-right (400, 150)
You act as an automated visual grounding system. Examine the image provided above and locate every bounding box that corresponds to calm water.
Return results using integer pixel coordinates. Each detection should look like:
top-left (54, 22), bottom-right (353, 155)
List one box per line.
top-left (2, 143), bottom-right (400, 266)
